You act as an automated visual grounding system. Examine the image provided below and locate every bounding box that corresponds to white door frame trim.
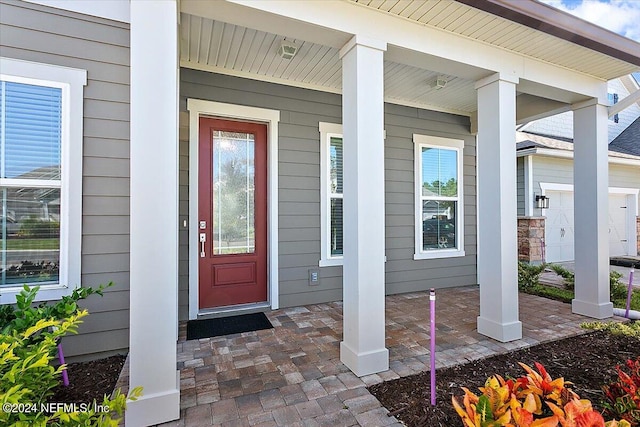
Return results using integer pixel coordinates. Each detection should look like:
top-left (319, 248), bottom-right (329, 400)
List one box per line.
top-left (187, 99), bottom-right (280, 319)
top-left (540, 182), bottom-right (639, 257)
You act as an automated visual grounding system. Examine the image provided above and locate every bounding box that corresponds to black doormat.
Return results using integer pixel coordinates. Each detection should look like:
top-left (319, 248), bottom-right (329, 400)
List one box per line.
top-left (186, 312), bottom-right (273, 340)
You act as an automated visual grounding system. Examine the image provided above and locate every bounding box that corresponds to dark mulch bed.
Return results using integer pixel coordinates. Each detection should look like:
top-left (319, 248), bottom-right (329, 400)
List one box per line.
top-left (50, 354), bottom-right (126, 403)
top-left (369, 331), bottom-right (640, 427)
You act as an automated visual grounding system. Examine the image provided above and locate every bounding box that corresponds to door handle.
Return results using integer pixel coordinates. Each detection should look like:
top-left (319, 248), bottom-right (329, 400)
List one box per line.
top-left (200, 233), bottom-right (206, 258)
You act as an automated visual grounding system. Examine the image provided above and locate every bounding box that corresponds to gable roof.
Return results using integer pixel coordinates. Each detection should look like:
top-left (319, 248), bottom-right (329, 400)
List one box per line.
top-left (516, 131), bottom-right (640, 163)
top-left (609, 116), bottom-right (640, 156)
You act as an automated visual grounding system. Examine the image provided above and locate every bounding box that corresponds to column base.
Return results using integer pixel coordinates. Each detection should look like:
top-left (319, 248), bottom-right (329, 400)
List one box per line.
top-left (572, 299), bottom-right (613, 319)
top-left (340, 342), bottom-right (389, 377)
top-left (125, 371), bottom-right (180, 427)
top-left (477, 317), bottom-right (522, 342)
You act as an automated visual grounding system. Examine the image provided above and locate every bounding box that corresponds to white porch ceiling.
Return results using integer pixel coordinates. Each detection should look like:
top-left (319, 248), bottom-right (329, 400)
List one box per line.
top-left (351, 0), bottom-right (635, 81)
top-left (180, 13), bottom-right (478, 116)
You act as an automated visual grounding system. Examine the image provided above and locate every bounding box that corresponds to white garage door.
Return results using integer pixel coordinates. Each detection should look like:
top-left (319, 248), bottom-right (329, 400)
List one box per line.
top-left (544, 190), bottom-right (629, 262)
top-left (545, 190), bottom-right (574, 262)
top-left (609, 194), bottom-right (629, 257)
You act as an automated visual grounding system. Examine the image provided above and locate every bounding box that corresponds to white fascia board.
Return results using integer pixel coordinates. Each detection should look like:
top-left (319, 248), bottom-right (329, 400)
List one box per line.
top-left (21, 0), bottom-right (130, 22)
top-left (222, 0), bottom-right (606, 99)
top-left (516, 147), bottom-right (640, 166)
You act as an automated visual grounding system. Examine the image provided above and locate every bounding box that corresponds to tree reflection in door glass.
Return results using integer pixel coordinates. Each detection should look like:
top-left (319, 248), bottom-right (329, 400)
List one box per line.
top-left (212, 131), bottom-right (255, 255)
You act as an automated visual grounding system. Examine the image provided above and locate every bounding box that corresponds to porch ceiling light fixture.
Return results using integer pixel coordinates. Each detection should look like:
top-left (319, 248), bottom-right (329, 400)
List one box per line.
top-left (535, 194), bottom-right (550, 209)
top-left (430, 75), bottom-right (448, 90)
top-left (278, 41), bottom-right (298, 60)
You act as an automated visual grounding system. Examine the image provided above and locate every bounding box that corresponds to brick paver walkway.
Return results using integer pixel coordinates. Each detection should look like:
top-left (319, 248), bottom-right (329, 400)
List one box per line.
top-left (128, 286), bottom-right (609, 426)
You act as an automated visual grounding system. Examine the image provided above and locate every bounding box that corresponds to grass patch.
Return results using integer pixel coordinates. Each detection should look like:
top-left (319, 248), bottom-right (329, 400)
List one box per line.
top-left (2, 238), bottom-right (59, 250)
top-left (522, 284), bottom-right (640, 311)
top-left (523, 283), bottom-right (574, 303)
top-left (518, 262), bottom-right (640, 311)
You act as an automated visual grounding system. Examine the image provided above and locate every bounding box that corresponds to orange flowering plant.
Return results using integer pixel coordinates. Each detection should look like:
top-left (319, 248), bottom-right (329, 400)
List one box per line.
top-left (602, 358), bottom-right (640, 426)
top-left (452, 362), bottom-right (631, 427)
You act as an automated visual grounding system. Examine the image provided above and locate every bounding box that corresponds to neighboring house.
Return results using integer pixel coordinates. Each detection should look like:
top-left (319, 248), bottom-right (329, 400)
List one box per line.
top-left (515, 73), bottom-right (640, 263)
top-left (516, 131), bottom-right (640, 263)
top-left (1, 0), bottom-right (640, 425)
top-left (518, 74), bottom-right (640, 142)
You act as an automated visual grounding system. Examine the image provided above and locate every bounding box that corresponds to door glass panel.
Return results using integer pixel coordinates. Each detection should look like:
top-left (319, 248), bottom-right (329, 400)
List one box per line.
top-left (212, 131), bottom-right (255, 255)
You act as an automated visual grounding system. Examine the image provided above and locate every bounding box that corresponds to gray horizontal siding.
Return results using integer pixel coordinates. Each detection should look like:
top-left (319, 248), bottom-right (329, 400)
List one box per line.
top-left (179, 69), bottom-right (476, 314)
top-left (0, 0), bottom-right (130, 359)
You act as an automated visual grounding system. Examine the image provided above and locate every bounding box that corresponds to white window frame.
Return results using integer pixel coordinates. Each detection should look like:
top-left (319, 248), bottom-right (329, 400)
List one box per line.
top-left (0, 57), bottom-right (86, 304)
top-left (319, 122), bottom-right (344, 267)
top-left (413, 134), bottom-right (466, 260)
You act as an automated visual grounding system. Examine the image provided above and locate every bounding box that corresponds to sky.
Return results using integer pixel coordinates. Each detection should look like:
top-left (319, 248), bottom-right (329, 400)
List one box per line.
top-left (538, 0), bottom-right (640, 43)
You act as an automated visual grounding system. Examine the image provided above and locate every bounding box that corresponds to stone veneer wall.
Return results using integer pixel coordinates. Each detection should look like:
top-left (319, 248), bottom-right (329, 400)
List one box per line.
top-left (518, 217), bottom-right (546, 264)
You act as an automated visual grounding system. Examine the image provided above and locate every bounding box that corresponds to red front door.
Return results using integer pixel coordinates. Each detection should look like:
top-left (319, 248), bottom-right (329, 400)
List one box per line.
top-left (198, 118), bottom-right (267, 309)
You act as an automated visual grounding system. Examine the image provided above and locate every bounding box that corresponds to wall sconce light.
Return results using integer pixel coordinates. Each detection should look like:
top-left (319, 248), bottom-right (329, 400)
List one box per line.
top-left (535, 194), bottom-right (550, 209)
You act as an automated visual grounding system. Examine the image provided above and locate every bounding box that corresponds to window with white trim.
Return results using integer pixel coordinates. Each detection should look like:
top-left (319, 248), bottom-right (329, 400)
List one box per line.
top-left (0, 57), bottom-right (86, 304)
top-left (608, 93), bottom-right (619, 124)
top-left (413, 134), bottom-right (465, 260)
top-left (319, 122), bottom-right (343, 267)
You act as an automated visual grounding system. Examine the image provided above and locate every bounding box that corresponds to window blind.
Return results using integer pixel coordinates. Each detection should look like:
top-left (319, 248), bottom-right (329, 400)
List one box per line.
top-left (1, 81), bottom-right (62, 180)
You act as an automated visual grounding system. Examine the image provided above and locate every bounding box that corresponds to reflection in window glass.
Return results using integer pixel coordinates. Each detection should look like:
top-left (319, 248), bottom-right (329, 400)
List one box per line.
top-left (1, 188), bottom-right (60, 286)
top-left (421, 147), bottom-right (457, 197)
top-left (0, 81), bottom-right (62, 287)
top-left (330, 198), bottom-right (343, 256)
top-left (212, 131), bottom-right (256, 255)
top-left (422, 200), bottom-right (456, 250)
top-left (329, 137), bottom-right (343, 258)
top-left (419, 144), bottom-right (460, 252)
top-left (330, 137), bottom-right (343, 194)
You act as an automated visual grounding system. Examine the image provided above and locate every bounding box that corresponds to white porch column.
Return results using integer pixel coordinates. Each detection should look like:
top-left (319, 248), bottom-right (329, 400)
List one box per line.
top-left (572, 99), bottom-right (613, 318)
top-left (127, 1), bottom-right (180, 426)
top-left (339, 35), bottom-right (389, 377)
top-left (475, 73), bottom-right (523, 342)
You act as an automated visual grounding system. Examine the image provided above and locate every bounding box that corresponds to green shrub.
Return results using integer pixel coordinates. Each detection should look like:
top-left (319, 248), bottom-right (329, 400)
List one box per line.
top-left (517, 261), bottom-right (547, 291)
top-left (17, 217), bottom-right (59, 239)
top-left (611, 271), bottom-right (628, 301)
top-left (549, 264), bottom-right (575, 291)
top-left (0, 283), bottom-right (112, 336)
top-left (581, 321), bottom-right (640, 338)
top-left (0, 311), bottom-right (142, 426)
top-left (522, 265), bottom-right (638, 311)
top-left (0, 285), bottom-right (142, 426)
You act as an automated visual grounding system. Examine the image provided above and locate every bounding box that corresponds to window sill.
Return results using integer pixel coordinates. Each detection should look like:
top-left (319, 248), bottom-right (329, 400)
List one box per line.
top-left (413, 250), bottom-right (466, 260)
top-left (320, 256), bottom-right (387, 267)
top-left (0, 283), bottom-right (73, 305)
top-left (319, 258), bottom-right (343, 267)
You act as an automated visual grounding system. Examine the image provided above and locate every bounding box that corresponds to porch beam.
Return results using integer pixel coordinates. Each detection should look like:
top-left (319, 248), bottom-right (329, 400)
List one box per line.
top-left (475, 73), bottom-right (523, 342)
top-left (339, 34), bottom-right (389, 377)
top-left (127, 1), bottom-right (180, 425)
top-left (572, 99), bottom-right (613, 319)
